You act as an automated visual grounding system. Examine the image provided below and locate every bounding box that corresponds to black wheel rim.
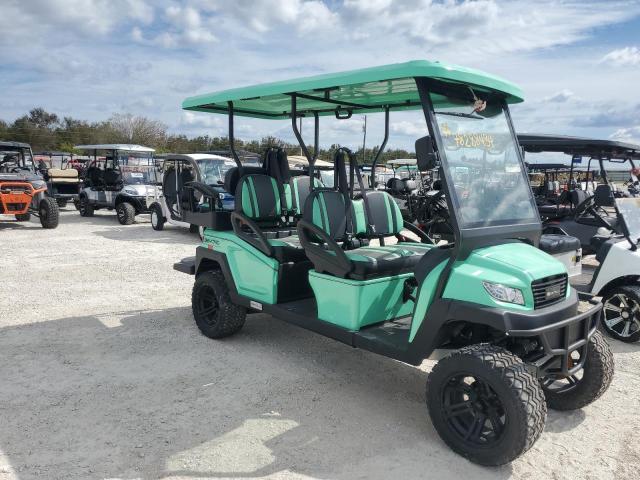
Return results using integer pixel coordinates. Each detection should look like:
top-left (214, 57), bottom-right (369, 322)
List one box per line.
top-left (603, 293), bottom-right (640, 338)
top-left (196, 285), bottom-right (219, 325)
top-left (441, 374), bottom-right (506, 447)
top-left (542, 349), bottom-right (585, 394)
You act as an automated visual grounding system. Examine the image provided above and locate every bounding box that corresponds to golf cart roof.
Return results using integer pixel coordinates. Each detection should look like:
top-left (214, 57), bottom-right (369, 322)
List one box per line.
top-left (74, 144), bottom-right (155, 153)
top-left (0, 141), bottom-right (31, 149)
top-left (287, 155), bottom-right (333, 168)
top-left (182, 60), bottom-right (524, 119)
top-left (518, 134), bottom-right (640, 158)
top-left (162, 153), bottom-right (235, 162)
top-left (387, 158), bottom-right (417, 166)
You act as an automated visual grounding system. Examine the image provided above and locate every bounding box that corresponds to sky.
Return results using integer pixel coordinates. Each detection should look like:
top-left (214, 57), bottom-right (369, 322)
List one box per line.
top-left (1, 0), bottom-right (640, 152)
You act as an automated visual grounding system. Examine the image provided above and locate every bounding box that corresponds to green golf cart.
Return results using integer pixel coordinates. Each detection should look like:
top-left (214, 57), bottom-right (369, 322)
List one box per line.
top-left (174, 61), bottom-right (613, 465)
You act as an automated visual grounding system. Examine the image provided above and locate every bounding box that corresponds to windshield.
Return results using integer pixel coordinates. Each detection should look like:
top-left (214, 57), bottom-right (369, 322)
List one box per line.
top-left (196, 158), bottom-right (234, 186)
top-left (121, 165), bottom-right (158, 185)
top-left (118, 151), bottom-right (154, 166)
top-left (615, 198), bottom-right (640, 245)
top-left (432, 96), bottom-right (538, 229)
top-left (0, 150), bottom-right (34, 172)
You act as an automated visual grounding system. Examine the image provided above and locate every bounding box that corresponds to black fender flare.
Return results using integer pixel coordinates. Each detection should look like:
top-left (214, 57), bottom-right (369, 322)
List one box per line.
top-left (405, 290), bottom-right (581, 364)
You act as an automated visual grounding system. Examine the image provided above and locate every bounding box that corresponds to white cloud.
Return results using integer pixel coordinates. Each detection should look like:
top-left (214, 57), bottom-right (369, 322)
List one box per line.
top-left (391, 121), bottom-right (426, 137)
top-left (602, 46), bottom-right (640, 67)
top-left (2, 0), bottom-right (640, 151)
top-left (544, 89), bottom-right (575, 103)
top-left (610, 126), bottom-right (640, 144)
top-left (219, 0), bottom-right (338, 34)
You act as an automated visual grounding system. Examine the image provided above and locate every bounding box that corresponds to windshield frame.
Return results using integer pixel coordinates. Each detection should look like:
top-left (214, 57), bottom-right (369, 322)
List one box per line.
top-left (416, 77), bottom-right (541, 252)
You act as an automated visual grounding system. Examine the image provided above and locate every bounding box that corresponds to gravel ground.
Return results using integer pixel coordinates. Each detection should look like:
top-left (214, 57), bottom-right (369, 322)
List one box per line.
top-left (1, 209), bottom-right (639, 480)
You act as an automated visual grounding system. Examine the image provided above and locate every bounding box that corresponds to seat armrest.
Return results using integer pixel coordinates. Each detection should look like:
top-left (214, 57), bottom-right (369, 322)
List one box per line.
top-left (297, 219), bottom-right (351, 275)
top-left (231, 212), bottom-right (274, 257)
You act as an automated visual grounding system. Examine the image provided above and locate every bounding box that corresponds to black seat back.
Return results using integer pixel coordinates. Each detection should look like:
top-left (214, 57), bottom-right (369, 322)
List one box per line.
top-left (235, 173), bottom-right (282, 226)
top-left (103, 168), bottom-right (121, 186)
top-left (570, 189), bottom-right (589, 207)
top-left (594, 184), bottom-right (614, 207)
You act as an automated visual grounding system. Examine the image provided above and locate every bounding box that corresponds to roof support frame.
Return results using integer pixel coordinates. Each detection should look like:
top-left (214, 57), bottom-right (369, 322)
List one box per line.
top-left (290, 94), bottom-right (319, 185)
top-left (369, 106), bottom-right (390, 189)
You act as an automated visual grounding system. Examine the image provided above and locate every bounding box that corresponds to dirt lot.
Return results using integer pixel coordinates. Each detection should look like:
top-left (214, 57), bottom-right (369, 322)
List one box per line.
top-left (1, 209), bottom-right (640, 480)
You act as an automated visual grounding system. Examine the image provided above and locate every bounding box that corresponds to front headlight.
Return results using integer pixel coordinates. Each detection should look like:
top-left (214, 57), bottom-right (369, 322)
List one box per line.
top-left (31, 180), bottom-right (46, 189)
top-left (123, 187), bottom-right (138, 196)
top-left (483, 281), bottom-right (525, 305)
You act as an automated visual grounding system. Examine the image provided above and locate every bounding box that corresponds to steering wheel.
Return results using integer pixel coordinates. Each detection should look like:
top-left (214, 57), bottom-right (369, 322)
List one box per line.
top-left (573, 195), bottom-right (614, 230)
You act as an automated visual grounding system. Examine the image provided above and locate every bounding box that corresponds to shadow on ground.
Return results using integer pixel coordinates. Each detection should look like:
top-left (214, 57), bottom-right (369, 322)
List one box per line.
top-left (0, 308), bottom-right (514, 480)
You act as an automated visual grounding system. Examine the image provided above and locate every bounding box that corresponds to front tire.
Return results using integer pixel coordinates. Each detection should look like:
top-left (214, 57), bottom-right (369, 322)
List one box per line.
top-left (601, 286), bottom-right (640, 342)
top-left (192, 270), bottom-right (246, 339)
top-left (150, 203), bottom-right (165, 231)
top-left (541, 330), bottom-right (614, 410)
top-left (15, 213), bottom-right (31, 222)
top-left (116, 201), bottom-right (136, 225)
top-left (79, 196), bottom-right (94, 217)
top-left (426, 344), bottom-right (546, 466)
top-left (39, 197), bottom-right (59, 229)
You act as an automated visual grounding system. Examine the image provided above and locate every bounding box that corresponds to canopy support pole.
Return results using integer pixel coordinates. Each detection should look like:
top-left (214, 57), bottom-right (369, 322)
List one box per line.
top-left (291, 94), bottom-right (319, 187)
top-left (369, 106), bottom-right (390, 189)
top-left (227, 101), bottom-right (242, 170)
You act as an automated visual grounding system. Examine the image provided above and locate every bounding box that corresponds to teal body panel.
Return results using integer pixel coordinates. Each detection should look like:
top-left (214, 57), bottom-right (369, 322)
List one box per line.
top-left (409, 260), bottom-right (448, 342)
top-left (409, 243), bottom-right (570, 342)
top-left (203, 230), bottom-right (279, 304)
top-left (309, 270), bottom-right (414, 330)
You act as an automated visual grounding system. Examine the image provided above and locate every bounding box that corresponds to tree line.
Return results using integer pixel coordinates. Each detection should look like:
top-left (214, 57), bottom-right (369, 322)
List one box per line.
top-left (0, 108), bottom-right (413, 163)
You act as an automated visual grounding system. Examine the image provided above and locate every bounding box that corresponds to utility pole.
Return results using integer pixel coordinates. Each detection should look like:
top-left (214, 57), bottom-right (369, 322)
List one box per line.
top-left (362, 115), bottom-right (367, 164)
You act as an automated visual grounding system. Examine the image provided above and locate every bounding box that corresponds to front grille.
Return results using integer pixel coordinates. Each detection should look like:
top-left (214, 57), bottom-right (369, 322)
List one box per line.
top-left (532, 273), bottom-right (568, 309)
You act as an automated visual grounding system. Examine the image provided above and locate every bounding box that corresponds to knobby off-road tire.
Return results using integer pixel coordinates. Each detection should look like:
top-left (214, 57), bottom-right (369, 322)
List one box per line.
top-left (150, 203), bottom-right (165, 231)
top-left (15, 213), bottom-right (31, 222)
top-left (192, 270), bottom-right (246, 339)
top-left (601, 285), bottom-right (640, 343)
top-left (39, 197), bottom-right (59, 229)
top-left (79, 196), bottom-right (94, 217)
top-left (426, 344), bottom-right (547, 466)
top-left (116, 201), bottom-right (136, 225)
top-left (541, 330), bottom-right (614, 411)
top-left (57, 199), bottom-right (68, 208)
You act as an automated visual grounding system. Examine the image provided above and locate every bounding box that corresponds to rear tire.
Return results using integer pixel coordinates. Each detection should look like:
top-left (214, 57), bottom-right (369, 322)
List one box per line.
top-left (39, 197), bottom-right (59, 229)
top-left (73, 199), bottom-right (80, 211)
top-left (15, 213), bottom-right (31, 222)
top-left (79, 196), bottom-right (94, 217)
top-left (150, 203), bottom-right (165, 231)
top-left (426, 344), bottom-right (546, 466)
top-left (541, 330), bottom-right (614, 410)
top-left (57, 199), bottom-right (67, 208)
top-left (192, 270), bottom-right (246, 339)
top-left (601, 286), bottom-right (640, 343)
top-left (116, 201), bottom-right (136, 225)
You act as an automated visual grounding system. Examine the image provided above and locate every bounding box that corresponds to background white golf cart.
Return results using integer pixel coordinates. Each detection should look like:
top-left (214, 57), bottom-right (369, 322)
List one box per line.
top-left (148, 153), bottom-right (236, 238)
top-left (75, 144), bottom-right (158, 225)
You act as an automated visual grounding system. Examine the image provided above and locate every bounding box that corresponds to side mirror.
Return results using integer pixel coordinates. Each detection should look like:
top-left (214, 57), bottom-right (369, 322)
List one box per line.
top-left (415, 136), bottom-right (438, 171)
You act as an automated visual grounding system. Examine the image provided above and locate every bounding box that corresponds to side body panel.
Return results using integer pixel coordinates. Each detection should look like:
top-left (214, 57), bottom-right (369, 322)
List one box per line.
top-left (309, 270), bottom-right (414, 330)
top-left (591, 241), bottom-right (640, 294)
top-left (203, 230), bottom-right (279, 304)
